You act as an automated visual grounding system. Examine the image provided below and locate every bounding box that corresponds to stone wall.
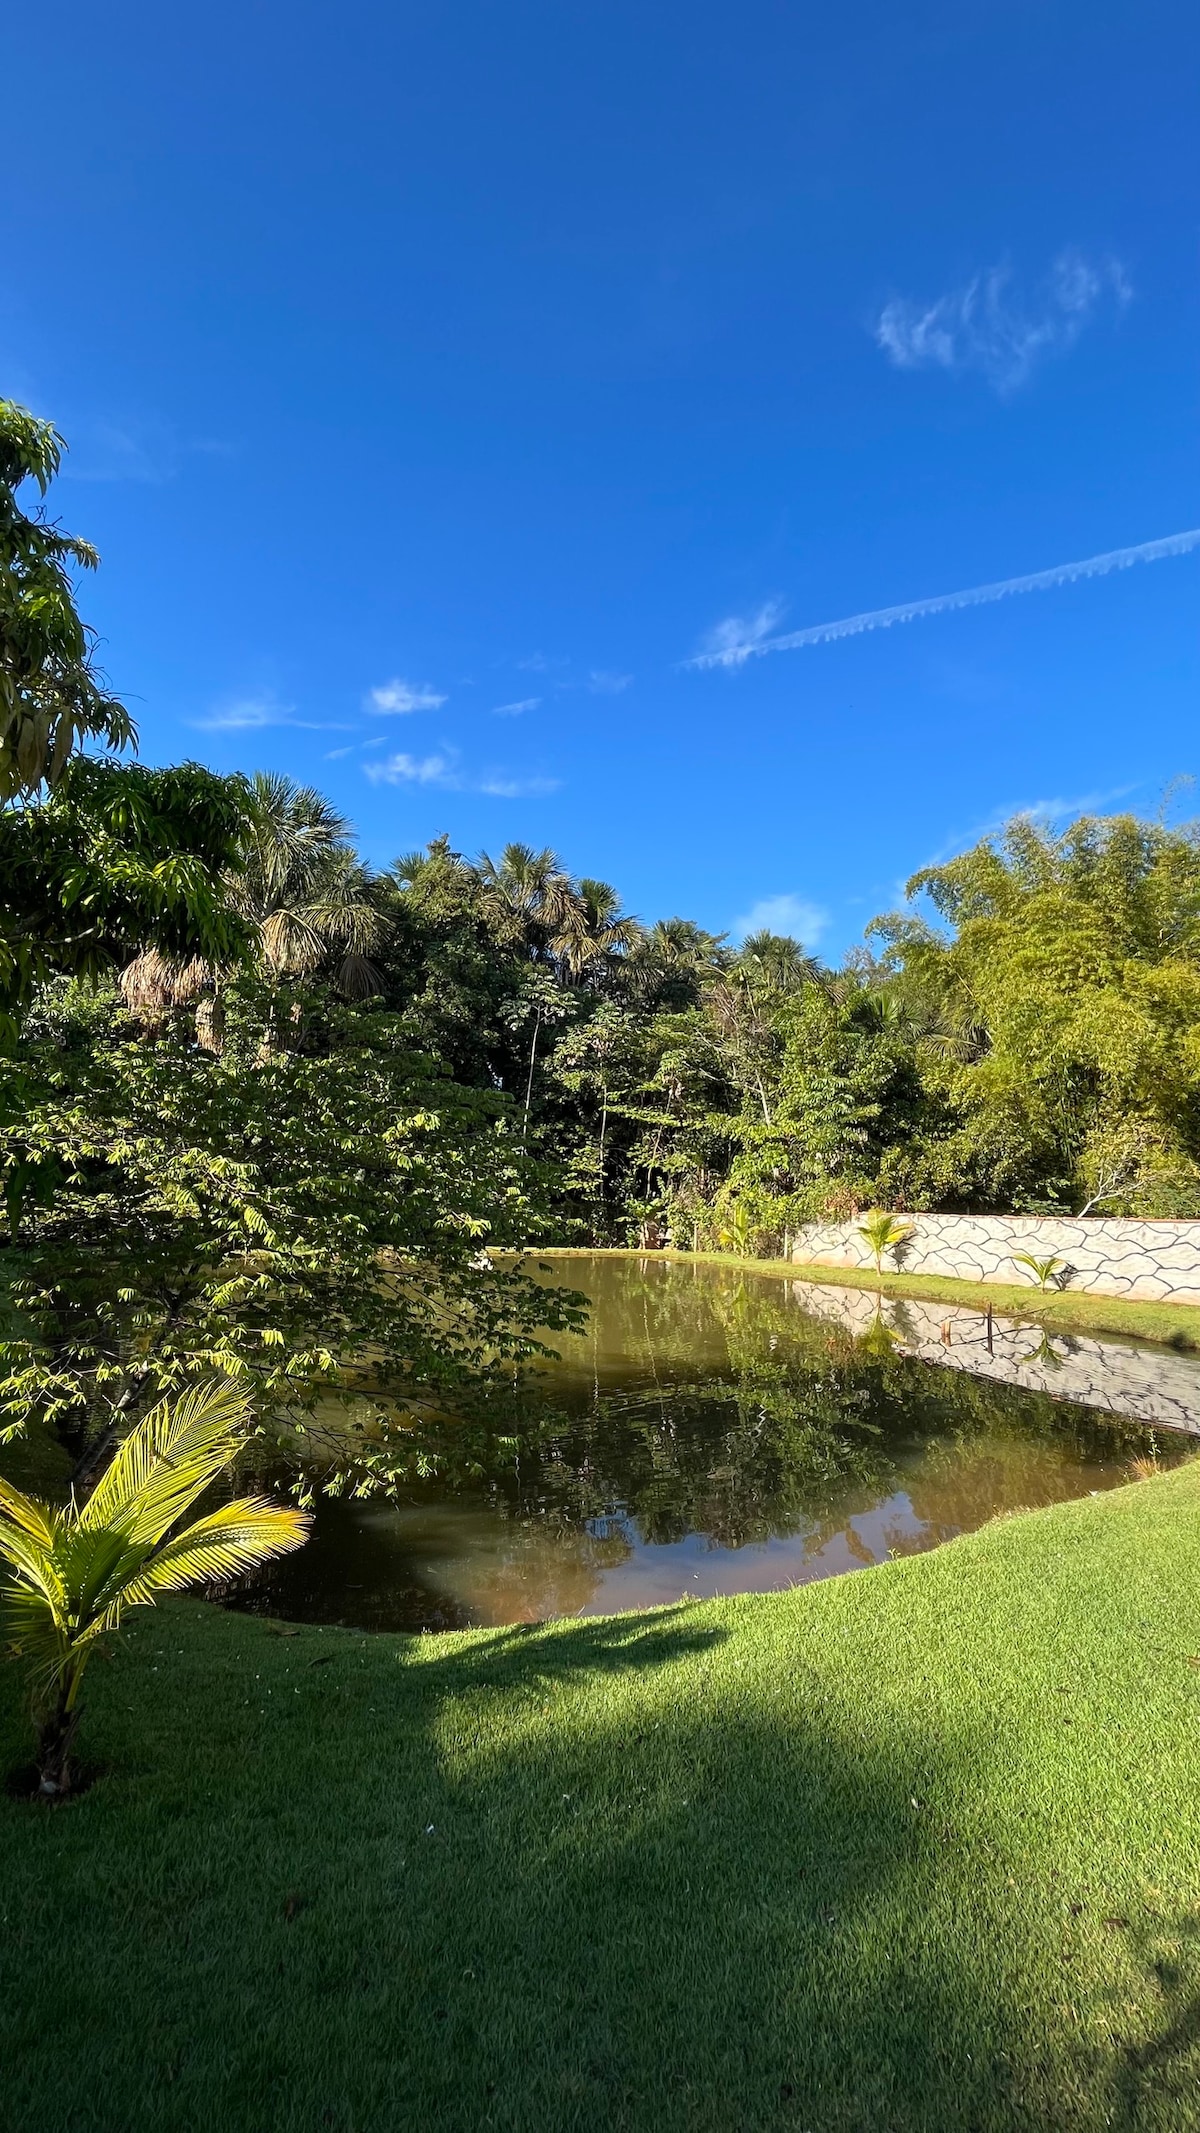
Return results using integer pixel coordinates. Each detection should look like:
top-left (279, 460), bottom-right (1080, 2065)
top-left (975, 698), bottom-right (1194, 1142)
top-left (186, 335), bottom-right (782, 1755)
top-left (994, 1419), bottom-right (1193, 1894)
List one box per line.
top-left (789, 1212), bottom-right (1200, 1306)
top-left (786, 1280), bottom-right (1200, 1434)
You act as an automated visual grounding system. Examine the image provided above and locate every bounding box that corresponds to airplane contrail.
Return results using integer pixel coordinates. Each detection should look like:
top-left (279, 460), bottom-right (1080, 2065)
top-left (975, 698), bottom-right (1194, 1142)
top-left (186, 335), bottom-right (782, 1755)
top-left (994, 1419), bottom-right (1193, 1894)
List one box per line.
top-left (686, 526), bottom-right (1200, 669)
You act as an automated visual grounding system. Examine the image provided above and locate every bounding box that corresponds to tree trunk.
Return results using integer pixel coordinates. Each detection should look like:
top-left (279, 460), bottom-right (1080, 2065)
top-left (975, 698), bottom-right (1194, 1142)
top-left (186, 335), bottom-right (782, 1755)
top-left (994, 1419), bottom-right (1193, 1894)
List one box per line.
top-left (195, 994), bottom-right (225, 1055)
top-left (522, 1009), bottom-right (542, 1145)
top-left (36, 1686), bottom-right (83, 1799)
top-left (596, 1083), bottom-right (608, 1233)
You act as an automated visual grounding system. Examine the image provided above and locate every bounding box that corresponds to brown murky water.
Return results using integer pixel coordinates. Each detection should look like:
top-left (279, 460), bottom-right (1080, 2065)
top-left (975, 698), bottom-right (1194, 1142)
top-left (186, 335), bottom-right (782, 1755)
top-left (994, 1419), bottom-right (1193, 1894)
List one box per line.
top-left (229, 1255), bottom-right (1195, 1632)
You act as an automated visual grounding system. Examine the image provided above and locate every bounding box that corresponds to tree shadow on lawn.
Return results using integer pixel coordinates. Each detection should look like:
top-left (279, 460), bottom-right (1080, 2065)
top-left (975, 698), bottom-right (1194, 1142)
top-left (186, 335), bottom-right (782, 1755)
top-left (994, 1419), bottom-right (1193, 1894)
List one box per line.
top-left (1107, 1910), bottom-right (1200, 2132)
top-left (2, 1602), bottom-right (1195, 2133)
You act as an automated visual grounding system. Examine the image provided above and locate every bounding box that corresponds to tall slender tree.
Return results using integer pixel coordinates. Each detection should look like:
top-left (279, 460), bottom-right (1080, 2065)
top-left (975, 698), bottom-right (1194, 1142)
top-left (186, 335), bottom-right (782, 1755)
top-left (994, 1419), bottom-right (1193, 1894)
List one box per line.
top-left (0, 399), bottom-right (133, 799)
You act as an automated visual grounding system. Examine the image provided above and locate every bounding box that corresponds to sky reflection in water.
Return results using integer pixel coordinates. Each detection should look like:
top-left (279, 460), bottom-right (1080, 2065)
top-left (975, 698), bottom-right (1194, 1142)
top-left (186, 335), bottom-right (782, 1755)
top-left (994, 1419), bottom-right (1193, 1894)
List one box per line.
top-left (230, 1256), bottom-right (1195, 1632)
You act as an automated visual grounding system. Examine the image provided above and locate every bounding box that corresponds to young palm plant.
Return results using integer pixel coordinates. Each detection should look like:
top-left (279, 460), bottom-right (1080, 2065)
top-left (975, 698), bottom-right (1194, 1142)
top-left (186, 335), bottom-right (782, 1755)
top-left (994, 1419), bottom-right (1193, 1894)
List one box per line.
top-left (1012, 1250), bottom-right (1068, 1291)
top-left (0, 1379), bottom-right (309, 1798)
top-left (857, 1210), bottom-right (915, 1277)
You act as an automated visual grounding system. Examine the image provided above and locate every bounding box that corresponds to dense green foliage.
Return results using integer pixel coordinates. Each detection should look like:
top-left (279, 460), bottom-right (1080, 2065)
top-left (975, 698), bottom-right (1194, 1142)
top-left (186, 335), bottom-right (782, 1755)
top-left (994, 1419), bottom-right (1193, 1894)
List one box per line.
top-left (0, 755), bottom-right (253, 1046)
top-left (3, 1466), bottom-right (1199, 2128)
top-left (266, 804), bottom-right (1200, 1250)
top-left (11, 781), bottom-right (1200, 1498)
top-left (4, 977), bottom-right (580, 1478)
top-left (0, 398), bottom-right (133, 799)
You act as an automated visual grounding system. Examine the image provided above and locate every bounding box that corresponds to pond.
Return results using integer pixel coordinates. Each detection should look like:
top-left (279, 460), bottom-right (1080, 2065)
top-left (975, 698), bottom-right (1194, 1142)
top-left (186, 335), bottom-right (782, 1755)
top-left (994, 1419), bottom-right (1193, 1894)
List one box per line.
top-left (229, 1254), bottom-right (1198, 1633)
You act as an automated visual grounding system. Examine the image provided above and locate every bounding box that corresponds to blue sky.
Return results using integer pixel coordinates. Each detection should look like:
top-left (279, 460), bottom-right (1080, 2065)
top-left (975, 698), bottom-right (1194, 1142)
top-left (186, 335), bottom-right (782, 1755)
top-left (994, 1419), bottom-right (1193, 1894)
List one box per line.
top-left (7, 0), bottom-right (1199, 954)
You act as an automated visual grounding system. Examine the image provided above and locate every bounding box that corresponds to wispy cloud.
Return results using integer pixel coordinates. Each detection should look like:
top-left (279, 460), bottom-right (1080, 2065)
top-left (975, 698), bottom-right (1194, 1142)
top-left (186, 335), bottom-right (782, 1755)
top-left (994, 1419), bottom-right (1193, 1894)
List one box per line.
top-left (693, 601), bottom-right (787, 669)
top-left (491, 697), bottom-right (542, 718)
top-left (368, 678), bottom-right (447, 715)
top-left (686, 527), bottom-right (1200, 671)
top-left (586, 669), bottom-right (633, 695)
top-left (875, 248), bottom-right (1131, 393)
top-left (913, 785), bottom-right (1140, 874)
top-left (365, 750), bottom-right (458, 787)
top-left (516, 651), bottom-right (569, 674)
top-left (63, 418), bottom-right (234, 484)
top-left (731, 893), bottom-right (829, 946)
top-left (364, 747), bottom-right (559, 798)
top-left (193, 693), bottom-right (346, 734)
top-left (476, 773), bottom-right (561, 798)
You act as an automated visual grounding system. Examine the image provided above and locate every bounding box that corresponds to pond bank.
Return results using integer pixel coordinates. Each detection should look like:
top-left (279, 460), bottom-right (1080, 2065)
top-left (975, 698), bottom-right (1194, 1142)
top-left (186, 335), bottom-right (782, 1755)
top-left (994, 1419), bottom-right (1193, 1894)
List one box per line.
top-left (537, 1246), bottom-right (1200, 1352)
top-left (3, 1464), bottom-right (1200, 2129)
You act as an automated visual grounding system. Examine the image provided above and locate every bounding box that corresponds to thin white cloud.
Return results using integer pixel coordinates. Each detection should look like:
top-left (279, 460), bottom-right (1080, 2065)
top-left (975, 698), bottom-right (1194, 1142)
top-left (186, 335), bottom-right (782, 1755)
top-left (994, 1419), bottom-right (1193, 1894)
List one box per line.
top-left (476, 774), bottom-right (561, 798)
top-left (363, 748), bottom-right (559, 798)
top-left (368, 678), bottom-right (447, 715)
top-left (365, 751), bottom-right (458, 787)
top-left (491, 697), bottom-right (542, 717)
top-left (694, 600), bottom-right (787, 669)
top-left (686, 527), bottom-right (1200, 671)
top-left (586, 669), bottom-right (633, 695)
top-left (875, 248), bottom-right (1131, 393)
top-left (732, 894), bottom-right (829, 946)
top-left (914, 785), bottom-right (1141, 872)
top-left (516, 651), bottom-right (569, 674)
top-left (193, 693), bottom-right (346, 734)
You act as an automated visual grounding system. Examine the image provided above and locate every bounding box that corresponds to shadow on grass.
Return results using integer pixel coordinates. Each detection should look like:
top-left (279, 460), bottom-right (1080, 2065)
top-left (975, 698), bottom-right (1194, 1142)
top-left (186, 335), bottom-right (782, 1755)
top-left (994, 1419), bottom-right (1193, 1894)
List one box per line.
top-left (2, 1603), bottom-right (1197, 2132)
top-left (1110, 1911), bottom-right (1200, 2131)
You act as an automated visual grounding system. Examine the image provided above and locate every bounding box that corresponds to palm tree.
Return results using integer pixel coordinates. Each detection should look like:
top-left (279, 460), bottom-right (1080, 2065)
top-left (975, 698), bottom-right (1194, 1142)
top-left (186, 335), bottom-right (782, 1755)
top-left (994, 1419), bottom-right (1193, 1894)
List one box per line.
top-left (734, 930), bottom-right (820, 1000)
top-left (627, 917), bottom-right (729, 1007)
top-left (553, 878), bottom-right (642, 986)
top-left (476, 846), bottom-right (580, 1134)
top-left (120, 773), bottom-right (388, 1038)
top-left (229, 774), bottom-right (387, 995)
top-left (857, 1209), bottom-right (914, 1276)
top-left (0, 1379), bottom-right (309, 1797)
top-left (477, 842), bottom-right (577, 959)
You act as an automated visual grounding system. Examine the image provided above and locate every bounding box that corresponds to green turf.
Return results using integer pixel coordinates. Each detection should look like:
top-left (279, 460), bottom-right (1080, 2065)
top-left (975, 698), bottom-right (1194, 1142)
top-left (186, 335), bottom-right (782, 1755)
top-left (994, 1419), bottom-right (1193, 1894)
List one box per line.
top-left (4, 1469), bottom-right (1200, 2131)
top-left (549, 1245), bottom-right (1200, 1352)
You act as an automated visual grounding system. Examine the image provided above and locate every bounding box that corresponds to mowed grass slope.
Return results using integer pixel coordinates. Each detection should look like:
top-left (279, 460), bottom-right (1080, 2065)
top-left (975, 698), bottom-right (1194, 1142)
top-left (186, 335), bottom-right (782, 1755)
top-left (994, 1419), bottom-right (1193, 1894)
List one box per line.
top-left (3, 1469), bottom-right (1200, 2132)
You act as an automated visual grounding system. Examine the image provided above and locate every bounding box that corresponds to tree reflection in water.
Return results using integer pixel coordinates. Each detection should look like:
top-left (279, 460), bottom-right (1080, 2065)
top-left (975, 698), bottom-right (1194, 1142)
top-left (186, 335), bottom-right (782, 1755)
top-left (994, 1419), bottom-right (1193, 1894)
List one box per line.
top-left (229, 1255), bottom-right (1189, 1631)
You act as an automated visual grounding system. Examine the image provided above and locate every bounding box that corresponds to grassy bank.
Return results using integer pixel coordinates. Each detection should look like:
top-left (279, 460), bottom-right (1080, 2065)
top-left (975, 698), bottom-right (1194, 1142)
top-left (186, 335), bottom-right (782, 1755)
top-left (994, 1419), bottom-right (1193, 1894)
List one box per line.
top-left (543, 1246), bottom-right (1200, 1352)
top-left (4, 1467), bottom-right (1200, 2130)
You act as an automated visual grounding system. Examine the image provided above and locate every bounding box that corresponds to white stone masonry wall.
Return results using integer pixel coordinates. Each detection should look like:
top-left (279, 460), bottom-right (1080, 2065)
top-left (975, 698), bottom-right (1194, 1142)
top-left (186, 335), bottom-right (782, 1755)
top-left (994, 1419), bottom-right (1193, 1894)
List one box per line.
top-left (789, 1213), bottom-right (1200, 1307)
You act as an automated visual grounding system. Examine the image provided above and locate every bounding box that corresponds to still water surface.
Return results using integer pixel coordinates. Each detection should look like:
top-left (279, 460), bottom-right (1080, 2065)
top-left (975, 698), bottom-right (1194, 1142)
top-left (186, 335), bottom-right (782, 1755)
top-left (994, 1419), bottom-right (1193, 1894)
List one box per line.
top-left (231, 1255), bottom-right (1193, 1632)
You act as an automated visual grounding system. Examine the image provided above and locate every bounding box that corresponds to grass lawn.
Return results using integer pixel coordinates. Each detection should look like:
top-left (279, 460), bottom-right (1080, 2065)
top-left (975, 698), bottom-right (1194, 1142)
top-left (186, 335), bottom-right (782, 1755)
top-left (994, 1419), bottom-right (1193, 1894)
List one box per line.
top-left (550, 1246), bottom-right (1200, 1352)
top-left (4, 1468), bottom-right (1200, 2131)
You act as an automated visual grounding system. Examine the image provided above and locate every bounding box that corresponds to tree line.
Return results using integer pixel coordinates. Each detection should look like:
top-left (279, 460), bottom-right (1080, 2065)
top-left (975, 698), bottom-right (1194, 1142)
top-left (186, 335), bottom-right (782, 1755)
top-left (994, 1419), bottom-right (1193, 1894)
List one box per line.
top-left (6, 391), bottom-right (1200, 1494)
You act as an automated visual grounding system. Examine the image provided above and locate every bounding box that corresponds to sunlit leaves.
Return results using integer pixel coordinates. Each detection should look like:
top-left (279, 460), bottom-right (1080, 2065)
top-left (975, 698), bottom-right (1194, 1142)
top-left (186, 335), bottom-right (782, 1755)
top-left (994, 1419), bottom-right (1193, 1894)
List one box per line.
top-left (0, 399), bottom-right (134, 800)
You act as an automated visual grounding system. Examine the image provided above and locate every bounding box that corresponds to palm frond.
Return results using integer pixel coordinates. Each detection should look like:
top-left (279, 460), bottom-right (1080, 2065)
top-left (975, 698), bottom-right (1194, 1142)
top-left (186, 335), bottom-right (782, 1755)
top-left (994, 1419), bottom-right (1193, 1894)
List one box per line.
top-left (0, 1587), bottom-right (72, 1701)
top-left (0, 1474), bottom-right (58, 1547)
top-left (257, 907), bottom-right (327, 976)
top-left (80, 1378), bottom-right (253, 1543)
top-left (121, 1497), bottom-right (311, 1600)
top-left (334, 952), bottom-right (384, 1000)
top-left (0, 1518), bottom-right (60, 1593)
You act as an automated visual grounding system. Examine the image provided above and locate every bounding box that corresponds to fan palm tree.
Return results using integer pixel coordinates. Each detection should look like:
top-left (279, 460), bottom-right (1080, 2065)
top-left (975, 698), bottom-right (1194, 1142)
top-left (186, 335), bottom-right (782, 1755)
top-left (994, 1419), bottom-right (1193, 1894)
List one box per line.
top-left (229, 773), bottom-right (387, 994)
top-left (553, 878), bottom-right (642, 986)
top-left (120, 772), bottom-right (388, 1037)
top-left (477, 843), bottom-right (577, 960)
top-left (0, 1379), bottom-right (309, 1797)
top-left (627, 917), bottom-right (729, 1006)
top-left (735, 930), bottom-right (820, 1000)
